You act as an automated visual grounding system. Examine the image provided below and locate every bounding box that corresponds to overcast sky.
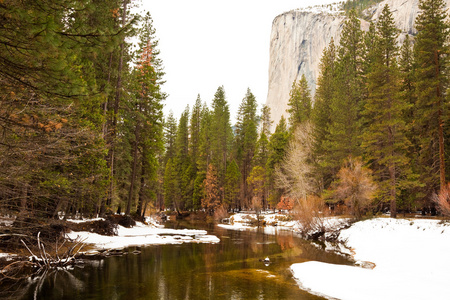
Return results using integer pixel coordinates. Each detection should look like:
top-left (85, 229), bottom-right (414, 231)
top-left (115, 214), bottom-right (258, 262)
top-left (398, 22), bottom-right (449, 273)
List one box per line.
top-left (137, 0), bottom-right (336, 122)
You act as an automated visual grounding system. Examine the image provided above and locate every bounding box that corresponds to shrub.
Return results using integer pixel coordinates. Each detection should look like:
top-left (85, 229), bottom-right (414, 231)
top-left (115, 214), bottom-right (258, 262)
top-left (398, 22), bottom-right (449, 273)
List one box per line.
top-left (213, 205), bottom-right (229, 222)
top-left (433, 183), bottom-right (450, 218)
top-left (293, 195), bottom-right (327, 238)
top-left (332, 157), bottom-right (377, 219)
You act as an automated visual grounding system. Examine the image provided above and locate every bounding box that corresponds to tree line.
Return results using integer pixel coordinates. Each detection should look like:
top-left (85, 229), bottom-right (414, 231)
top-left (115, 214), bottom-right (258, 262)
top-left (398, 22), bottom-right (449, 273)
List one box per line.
top-left (0, 0), bottom-right (165, 222)
top-left (282, 0), bottom-right (450, 218)
top-left (0, 0), bottom-right (291, 222)
top-left (1, 0), bottom-right (449, 223)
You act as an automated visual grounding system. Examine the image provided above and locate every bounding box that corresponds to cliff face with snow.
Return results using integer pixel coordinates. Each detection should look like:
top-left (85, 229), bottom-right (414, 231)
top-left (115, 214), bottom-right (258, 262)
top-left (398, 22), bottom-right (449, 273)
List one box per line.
top-left (266, 0), bottom-right (450, 129)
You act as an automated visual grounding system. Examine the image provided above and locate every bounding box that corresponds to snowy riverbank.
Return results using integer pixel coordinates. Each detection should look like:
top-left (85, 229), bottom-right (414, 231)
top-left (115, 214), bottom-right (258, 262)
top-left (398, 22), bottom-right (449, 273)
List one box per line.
top-left (291, 218), bottom-right (450, 300)
top-left (218, 212), bottom-right (350, 238)
top-left (66, 218), bottom-right (220, 251)
top-left (218, 213), bottom-right (450, 299)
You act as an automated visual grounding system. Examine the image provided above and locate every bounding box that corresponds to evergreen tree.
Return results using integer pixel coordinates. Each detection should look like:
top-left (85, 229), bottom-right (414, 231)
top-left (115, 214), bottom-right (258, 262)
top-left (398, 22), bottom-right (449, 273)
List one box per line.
top-left (190, 95), bottom-right (202, 169)
top-left (253, 105), bottom-right (272, 209)
top-left (399, 34), bottom-right (416, 138)
top-left (0, 0), bottom-right (122, 220)
top-left (324, 9), bottom-right (364, 177)
top-left (210, 86), bottom-right (233, 200)
top-left (175, 106), bottom-right (193, 210)
top-left (266, 116), bottom-right (290, 207)
top-left (235, 88), bottom-right (259, 208)
top-left (164, 112), bottom-right (178, 165)
top-left (312, 39), bottom-right (336, 189)
top-left (193, 104), bottom-right (212, 210)
top-left (164, 158), bottom-right (180, 213)
top-left (260, 105), bottom-right (273, 137)
top-left (224, 160), bottom-right (241, 210)
top-left (287, 75), bottom-right (312, 130)
top-left (413, 0), bottom-right (449, 197)
top-left (114, 11), bottom-right (165, 216)
top-left (360, 4), bottom-right (411, 218)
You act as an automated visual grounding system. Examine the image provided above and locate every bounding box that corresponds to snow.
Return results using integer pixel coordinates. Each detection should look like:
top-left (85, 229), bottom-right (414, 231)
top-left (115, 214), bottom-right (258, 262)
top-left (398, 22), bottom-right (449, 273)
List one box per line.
top-left (66, 219), bottom-right (220, 251)
top-left (66, 217), bottom-right (105, 224)
top-left (293, 2), bottom-right (344, 15)
top-left (0, 252), bottom-right (15, 259)
top-left (220, 212), bottom-right (350, 237)
top-left (291, 218), bottom-right (450, 300)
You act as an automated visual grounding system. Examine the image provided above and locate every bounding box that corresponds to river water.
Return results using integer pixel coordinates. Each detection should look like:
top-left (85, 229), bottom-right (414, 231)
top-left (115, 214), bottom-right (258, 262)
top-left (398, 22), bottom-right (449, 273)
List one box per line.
top-left (4, 220), bottom-right (352, 299)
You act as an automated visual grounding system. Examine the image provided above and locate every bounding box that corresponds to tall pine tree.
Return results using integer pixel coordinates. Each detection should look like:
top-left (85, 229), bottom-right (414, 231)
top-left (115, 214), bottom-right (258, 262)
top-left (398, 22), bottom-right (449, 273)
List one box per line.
top-left (413, 0), bottom-right (449, 197)
top-left (360, 4), bottom-right (411, 218)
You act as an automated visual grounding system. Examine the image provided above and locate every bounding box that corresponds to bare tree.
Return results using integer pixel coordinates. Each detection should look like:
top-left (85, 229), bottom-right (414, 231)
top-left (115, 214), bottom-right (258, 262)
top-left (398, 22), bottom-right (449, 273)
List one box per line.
top-left (274, 122), bottom-right (325, 236)
top-left (275, 121), bottom-right (316, 200)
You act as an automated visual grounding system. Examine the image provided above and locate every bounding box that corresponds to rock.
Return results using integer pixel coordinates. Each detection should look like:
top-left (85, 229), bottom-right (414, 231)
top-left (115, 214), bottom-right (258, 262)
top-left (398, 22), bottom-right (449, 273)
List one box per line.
top-left (265, 0), bottom-right (450, 129)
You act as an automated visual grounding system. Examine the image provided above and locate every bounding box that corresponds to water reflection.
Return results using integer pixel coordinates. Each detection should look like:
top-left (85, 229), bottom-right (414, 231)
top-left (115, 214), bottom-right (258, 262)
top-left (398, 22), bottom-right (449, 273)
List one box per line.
top-left (2, 221), bottom-right (351, 300)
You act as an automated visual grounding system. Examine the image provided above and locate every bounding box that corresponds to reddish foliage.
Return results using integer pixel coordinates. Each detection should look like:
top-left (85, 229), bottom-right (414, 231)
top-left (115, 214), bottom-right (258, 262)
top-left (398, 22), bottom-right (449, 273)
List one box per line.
top-left (277, 196), bottom-right (294, 211)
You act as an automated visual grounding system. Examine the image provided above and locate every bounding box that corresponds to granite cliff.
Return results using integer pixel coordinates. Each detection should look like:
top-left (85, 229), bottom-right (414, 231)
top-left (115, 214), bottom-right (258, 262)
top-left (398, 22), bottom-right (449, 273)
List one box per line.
top-left (266, 0), bottom-right (450, 129)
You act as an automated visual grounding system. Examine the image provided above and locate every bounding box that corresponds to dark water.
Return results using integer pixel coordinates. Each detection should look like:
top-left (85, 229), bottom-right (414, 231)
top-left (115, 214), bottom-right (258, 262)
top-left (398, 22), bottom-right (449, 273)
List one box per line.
top-left (3, 221), bottom-right (352, 299)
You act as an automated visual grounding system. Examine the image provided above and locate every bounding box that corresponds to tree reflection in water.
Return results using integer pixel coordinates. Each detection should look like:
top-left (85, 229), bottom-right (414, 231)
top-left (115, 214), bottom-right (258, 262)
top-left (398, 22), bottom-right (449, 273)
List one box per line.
top-left (3, 222), bottom-right (351, 300)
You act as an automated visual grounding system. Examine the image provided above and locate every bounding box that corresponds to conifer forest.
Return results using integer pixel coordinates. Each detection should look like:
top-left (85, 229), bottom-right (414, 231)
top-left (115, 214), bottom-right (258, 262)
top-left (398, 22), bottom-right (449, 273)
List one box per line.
top-left (1, 0), bottom-right (450, 229)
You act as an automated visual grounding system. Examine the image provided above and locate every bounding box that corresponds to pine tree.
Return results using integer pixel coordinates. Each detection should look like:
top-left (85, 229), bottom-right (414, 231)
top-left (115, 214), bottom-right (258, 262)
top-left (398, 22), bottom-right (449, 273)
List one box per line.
top-left (266, 116), bottom-right (290, 207)
top-left (190, 95), bottom-right (202, 169)
top-left (210, 86), bottom-right (233, 200)
top-left (193, 103), bottom-right (211, 209)
top-left (312, 39), bottom-right (336, 189)
top-left (287, 75), bottom-right (312, 130)
top-left (224, 160), bottom-right (241, 210)
top-left (164, 112), bottom-right (178, 165)
top-left (360, 4), bottom-right (411, 218)
top-left (253, 105), bottom-right (272, 209)
top-left (175, 106), bottom-right (192, 210)
top-left (260, 105), bottom-right (273, 137)
top-left (413, 0), bottom-right (449, 196)
top-left (0, 0), bottom-right (121, 220)
top-left (164, 158), bottom-right (180, 213)
top-left (119, 11), bottom-right (165, 216)
top-left (324, 9), bottom-right (364, 177)
top-left (235, 88), bottom-right (259, 208)
top-left (247, 166), bottom-right (266, 212)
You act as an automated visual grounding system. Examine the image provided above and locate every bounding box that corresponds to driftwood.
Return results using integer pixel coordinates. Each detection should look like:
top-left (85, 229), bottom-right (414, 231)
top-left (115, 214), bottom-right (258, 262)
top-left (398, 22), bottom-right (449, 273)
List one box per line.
top-left (0, 232), bottom-right (86, 281)
top-left (19, 232), bottom-right (86, 270)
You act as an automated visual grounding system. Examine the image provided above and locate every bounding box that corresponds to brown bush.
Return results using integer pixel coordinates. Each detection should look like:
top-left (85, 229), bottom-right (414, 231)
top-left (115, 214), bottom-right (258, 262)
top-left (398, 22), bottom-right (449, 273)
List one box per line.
top-left (293, 195), bottom-right (328, 239)
top-left (332, 157), bottom-right (377, 219)
top-left (213, 205), bottom-right (229, 222)
top-left (433, 183), bottom-right (450, 218)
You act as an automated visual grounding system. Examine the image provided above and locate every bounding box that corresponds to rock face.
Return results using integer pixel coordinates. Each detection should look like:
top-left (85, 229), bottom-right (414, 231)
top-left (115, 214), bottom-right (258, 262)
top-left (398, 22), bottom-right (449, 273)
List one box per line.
top-left (266, 9), bottom-right (346, 130)
top-left (265, 0), bottom-right (450, 129)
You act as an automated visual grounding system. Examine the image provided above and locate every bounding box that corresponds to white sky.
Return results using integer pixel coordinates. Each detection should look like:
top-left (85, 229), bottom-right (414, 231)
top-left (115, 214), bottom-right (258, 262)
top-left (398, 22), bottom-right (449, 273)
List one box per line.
top-left (137, 0), bottom-right (337, 122)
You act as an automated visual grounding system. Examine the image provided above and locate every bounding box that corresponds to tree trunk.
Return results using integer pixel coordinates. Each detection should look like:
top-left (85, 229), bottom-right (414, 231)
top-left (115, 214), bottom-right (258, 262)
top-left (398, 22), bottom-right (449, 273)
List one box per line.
top-left (136, 148), bottom-right (147, 217)
top-left (389, 163), bottom-right (397, 218)
top-left (107, 0), bottom-right (128, 208)
top-left (126, 124), bottom-right (140, 216)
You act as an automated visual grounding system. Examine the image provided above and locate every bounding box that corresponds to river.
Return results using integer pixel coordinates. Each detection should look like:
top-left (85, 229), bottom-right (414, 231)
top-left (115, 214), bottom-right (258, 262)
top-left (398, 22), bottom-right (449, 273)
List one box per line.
top-left (4, 220), bottom-right (352, 299)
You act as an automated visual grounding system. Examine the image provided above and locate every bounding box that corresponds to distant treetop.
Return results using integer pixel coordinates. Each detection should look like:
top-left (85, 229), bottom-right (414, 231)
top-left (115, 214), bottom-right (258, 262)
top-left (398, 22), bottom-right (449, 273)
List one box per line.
top-left (343, 0), bottom-right (385, 19)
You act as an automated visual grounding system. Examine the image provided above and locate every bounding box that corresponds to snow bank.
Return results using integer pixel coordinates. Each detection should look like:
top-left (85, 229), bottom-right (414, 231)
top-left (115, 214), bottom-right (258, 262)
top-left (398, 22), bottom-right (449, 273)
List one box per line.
top-left (291, 218), bottom-right (450, 300)
top-left (229, 212), bottom-right (298, 228)
top-left (221, 213), bottom-right (349, 237)
top-left (66, 220), bottom-right (220, 250)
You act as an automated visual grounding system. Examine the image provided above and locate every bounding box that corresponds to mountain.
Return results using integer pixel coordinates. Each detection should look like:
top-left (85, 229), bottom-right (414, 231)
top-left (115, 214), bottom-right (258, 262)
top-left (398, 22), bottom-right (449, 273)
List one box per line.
top-left (265, 0), bottom-right (450, 129)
